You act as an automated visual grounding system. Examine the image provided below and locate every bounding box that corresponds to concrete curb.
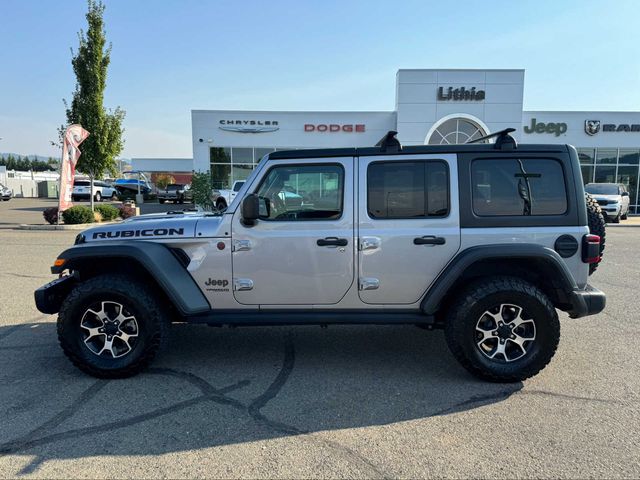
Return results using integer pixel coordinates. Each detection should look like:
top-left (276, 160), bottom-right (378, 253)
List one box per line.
top-left (18, 221), bottom-right (120, 231)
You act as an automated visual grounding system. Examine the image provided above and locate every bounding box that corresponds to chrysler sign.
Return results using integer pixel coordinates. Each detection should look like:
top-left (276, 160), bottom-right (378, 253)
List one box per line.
top-left (219, 119), bottom-right (279, 133)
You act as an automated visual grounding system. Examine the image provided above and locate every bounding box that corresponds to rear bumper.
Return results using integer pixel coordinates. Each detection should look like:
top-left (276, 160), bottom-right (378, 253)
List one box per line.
top-left (34, 275), bottom-right (76, 314)
top-left (567, 285), bottom-right (606, 318)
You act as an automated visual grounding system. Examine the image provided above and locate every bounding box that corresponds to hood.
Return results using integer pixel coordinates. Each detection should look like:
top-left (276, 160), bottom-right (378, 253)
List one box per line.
top-left (80, 212), bottom-right (223, 243)
top-left (590, 194), bottom-right (621, 202)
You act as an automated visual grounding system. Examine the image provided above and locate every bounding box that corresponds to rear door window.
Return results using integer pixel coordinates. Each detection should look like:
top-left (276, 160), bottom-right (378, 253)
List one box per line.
top-left (471, 158), bottom-right (567, 216)
top-left (367, 161), bottom-right (449, 219)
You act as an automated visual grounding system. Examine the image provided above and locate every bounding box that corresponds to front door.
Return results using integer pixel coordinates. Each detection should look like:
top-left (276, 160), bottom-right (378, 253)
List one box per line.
top-left (357, 154), bottom-right (461, 305)
top-left (231, 158), bottom-right (354, 305)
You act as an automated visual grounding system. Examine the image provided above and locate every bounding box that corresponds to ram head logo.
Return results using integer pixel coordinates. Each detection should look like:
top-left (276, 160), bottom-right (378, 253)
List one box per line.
top-left (585, 120), bottom-right (601, 136)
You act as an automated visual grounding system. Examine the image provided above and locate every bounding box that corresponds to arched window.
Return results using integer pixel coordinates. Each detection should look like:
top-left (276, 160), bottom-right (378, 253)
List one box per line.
top-left (427, 116), bottom-right (489, 145)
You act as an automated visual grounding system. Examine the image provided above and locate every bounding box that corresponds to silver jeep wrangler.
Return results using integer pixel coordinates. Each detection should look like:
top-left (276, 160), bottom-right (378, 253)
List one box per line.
top-left (35, 129), bottom-right (606, 382)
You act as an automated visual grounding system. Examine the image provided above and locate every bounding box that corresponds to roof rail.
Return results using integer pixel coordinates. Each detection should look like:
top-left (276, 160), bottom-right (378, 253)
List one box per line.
top-left (376, 131), bottom-right (402, 153)
top-left (467, 127), bottom-right (517, 150)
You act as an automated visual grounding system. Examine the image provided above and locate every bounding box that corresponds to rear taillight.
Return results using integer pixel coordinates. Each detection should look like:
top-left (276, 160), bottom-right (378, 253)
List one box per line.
top-left (582, 234), bottom-right (601, 264)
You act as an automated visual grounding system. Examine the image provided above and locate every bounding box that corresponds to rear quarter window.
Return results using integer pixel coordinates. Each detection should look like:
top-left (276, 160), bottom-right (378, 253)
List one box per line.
top-left (471, 158), bottom-right (568, 216)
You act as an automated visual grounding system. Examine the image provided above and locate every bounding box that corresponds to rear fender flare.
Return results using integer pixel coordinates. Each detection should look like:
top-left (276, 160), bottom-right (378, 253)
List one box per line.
top-left (421, 244), bottom-right (578, 315)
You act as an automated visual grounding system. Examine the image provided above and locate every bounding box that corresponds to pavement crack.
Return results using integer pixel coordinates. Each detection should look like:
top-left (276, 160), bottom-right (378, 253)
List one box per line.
top-left (0, 379), bottom-right (108, 456)
top-left (0, 369), bottom-right (248, 456)
top-left (248, 332), bottom-right (295, 424)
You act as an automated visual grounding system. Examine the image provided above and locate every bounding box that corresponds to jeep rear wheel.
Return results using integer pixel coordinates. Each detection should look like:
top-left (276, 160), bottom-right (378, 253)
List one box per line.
top-left (216, 199), bottom-right (227, 211)
top-left (57, 274), bottom-right (170, 378)
top-left (445, 277), bottom-right (560, 383)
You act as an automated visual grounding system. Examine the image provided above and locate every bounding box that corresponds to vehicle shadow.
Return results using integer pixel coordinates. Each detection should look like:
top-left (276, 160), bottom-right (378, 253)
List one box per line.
top-left (0, 321), bottom-right (522, 473)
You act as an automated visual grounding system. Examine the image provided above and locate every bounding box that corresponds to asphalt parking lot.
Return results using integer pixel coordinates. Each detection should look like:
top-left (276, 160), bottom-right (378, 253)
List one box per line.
top-left (0, 199), bottom-right (639, 478)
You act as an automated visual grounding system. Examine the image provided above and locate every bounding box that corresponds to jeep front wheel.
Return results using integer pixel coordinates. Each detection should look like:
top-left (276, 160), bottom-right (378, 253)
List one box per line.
top-left (57, 274), bottom-right (170, 378)
top-left (445, 277), bottom-right (560, 382)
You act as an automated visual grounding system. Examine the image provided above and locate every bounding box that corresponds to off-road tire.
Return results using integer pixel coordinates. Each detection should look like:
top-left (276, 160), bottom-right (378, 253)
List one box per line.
top-left (159, 199), bottom-right (165, 204)
top-left (94, 191), bottom-right (102, 202)
top-left (621, 211), bottom-right (628, 220)
top-left (57, 274), bottom-right (170, 378)
top-left (585, 193), bottom-right (606, 275)
top-left (444, 276), bottom-right (560, 383)
top-left (611, 213), bottom-right (621, 223)
top-left (216, 199), bottom-right (227, 211)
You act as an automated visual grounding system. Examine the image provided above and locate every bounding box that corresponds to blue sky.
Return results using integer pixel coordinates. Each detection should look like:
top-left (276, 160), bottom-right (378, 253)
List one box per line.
top-left (1, 0), bottom-right (639, 158)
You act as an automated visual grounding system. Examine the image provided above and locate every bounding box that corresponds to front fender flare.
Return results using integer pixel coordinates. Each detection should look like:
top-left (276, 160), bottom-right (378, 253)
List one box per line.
top-left (51, 241), bottom-right (210, 316)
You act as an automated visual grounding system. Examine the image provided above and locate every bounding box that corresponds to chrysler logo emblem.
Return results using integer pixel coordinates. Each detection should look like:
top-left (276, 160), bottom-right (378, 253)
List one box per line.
top-left (218, 120), bottom-right (279, 134)
top-left (585, 120), bottom-right (600, 136)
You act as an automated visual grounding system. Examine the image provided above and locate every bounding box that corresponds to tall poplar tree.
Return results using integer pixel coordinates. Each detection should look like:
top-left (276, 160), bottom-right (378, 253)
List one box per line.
top-left (64, 0), bottom-right (125, 210)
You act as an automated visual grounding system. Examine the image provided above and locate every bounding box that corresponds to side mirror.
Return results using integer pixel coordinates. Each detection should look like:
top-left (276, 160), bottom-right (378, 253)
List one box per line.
top-left (621, 191), bottom-right (629, 197)
top-left (241, 194), bottom-right (260, 226)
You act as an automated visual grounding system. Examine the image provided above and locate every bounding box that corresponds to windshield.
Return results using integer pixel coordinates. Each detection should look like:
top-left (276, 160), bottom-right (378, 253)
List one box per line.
top-left (233, 181), bottom-right (245, 192)
top-left (167, 184), bottom-right (183, 190)
top-left (585, 184), bottom-right (618, 195)
top-left (74, 180), bottom-right (90, 186)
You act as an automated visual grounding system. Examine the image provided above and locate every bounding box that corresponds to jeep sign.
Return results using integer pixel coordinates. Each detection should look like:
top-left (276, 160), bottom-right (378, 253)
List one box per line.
top-left (524, 118), bottom-right (568, 137)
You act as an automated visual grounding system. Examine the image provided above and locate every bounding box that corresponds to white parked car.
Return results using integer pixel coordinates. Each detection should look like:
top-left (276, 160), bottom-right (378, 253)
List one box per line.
top-left (0, 183), bottom-right (12, 201)
top-left (72, 180), bottom-right (118, 202)
top-left (584, 183), bottom-right (630, 223)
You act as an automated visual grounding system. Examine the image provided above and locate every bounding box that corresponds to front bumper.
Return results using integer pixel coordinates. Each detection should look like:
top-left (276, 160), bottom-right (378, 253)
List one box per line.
top-left (34, 275), bottom-right (76, 314)
top-left (567, 285), bottom-right (606, 318)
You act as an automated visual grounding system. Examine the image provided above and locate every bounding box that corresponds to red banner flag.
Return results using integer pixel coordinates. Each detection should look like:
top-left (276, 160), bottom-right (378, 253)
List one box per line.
top-left (58, 124), bottom-right (90, 214)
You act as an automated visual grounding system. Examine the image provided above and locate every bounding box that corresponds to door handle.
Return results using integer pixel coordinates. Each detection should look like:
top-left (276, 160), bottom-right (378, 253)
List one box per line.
top-left (317, 237), bottom-right (348, 247)
top-left (413, 236), bottom-right (446, 245)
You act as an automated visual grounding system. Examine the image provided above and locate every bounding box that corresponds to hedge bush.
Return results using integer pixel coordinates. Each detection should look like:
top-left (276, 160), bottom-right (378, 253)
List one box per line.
top-left (62, 206), bottom-right (94, 224)
top-left (94, 203), bottom-right (119, 221)
top-left (43, 207), bottom-right (59, 225)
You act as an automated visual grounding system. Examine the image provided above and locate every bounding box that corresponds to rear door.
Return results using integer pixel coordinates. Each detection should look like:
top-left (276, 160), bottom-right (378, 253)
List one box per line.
top-left (357, 154), bottom-right (460, 304)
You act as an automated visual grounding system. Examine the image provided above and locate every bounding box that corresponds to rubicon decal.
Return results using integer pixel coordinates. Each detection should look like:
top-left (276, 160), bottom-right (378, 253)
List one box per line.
top-left (92, 228), bottom-right (185, 239)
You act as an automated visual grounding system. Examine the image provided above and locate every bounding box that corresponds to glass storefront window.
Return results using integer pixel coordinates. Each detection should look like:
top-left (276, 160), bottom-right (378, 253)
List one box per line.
top-left (577, 148), bottom-right (595, 164)
top-left (232, 148), bottom-right (254, 163)
top-left (617, 165), bottom-right (638, 207)
top-left (594, 165), bottom-right (616, 183)
top-left (618, 149), bottom-right (640, 165)
top-left (210, 147), bottom-right (231, 163)
top-left (211, 164), bottom-right (231, 189)
top-left (580, 165), bottom-right (594, 184)
top-left (596, 149), bottom-right (617, 164)
top-left (232, 164), bottom-right (255, 183)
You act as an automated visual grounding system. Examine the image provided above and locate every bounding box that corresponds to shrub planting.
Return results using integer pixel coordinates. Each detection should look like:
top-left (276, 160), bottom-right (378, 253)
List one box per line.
top-left (61, 205), bottom-right (95, 224)
top-left (43, 207), bottom-right (59, 225)
top-left (94, 203), bottom-right (119, 221)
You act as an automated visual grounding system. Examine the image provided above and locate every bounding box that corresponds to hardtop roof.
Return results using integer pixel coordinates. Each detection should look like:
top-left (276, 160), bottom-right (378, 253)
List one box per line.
top-left (268, 143), bottom-right (570, 160)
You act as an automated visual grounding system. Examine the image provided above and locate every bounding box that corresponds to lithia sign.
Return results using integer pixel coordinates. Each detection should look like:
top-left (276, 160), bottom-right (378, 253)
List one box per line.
top-left (437, 86), bottom-right (485, 101)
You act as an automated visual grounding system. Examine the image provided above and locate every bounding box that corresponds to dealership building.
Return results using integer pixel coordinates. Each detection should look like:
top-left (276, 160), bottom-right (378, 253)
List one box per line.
top-left (133, 69), bottom-right (640, 213)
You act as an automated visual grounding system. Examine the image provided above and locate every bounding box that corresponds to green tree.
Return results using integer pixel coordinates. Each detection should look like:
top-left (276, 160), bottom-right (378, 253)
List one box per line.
top-left (63, 0), bottom-right (125, 210)
top-left (191, 171), bottom-right (214, 211)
